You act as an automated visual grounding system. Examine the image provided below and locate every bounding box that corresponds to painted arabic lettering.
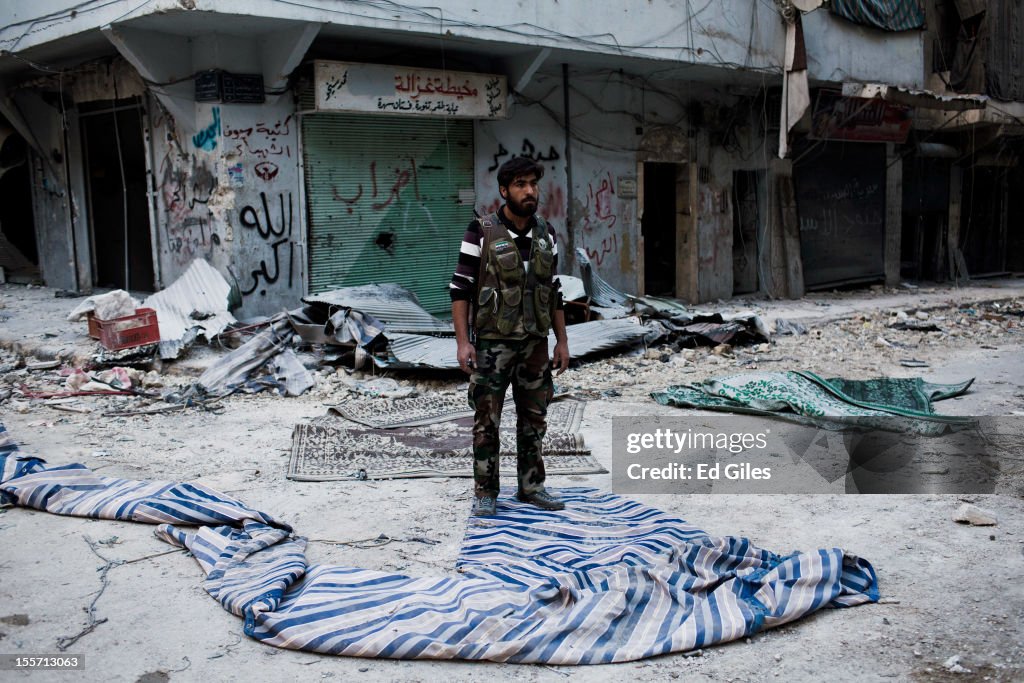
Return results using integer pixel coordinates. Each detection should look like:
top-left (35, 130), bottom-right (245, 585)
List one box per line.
top-left (331, 159), bottom-right (421, 214)
top-left (485, 77), bottom-right (504, 118)
top-left (223, 114), bottom-right (293, 162)
top-left (192, 107), bottom-right (221, 151)
top-left (238, 191), bottom-right (295, 297)
top-left (393, 73), bottom-right (479, 100)
top-left (488, 138), bottom-right (561, 172)
top-left (377, 98), bottom-right (460, 115)
top-left (581, 172), bottom-right (617, 233)
top-left (584, 233), bottom-right (619, 267)
top-left (324, 70), bottom-right (348, 100)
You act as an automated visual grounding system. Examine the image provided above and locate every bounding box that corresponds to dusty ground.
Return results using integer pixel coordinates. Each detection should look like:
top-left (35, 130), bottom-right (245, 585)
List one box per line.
top-left (1, 280), bottom-right (1023, 682)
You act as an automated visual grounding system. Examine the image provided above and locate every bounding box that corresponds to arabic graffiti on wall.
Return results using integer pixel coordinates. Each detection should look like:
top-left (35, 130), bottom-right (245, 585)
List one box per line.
top-left (238, 191), bottom-right (295, 297)
top-left (160, 151), bottom-right (218, 267)
top-left (583, 232), bottom-right (620, 267)
top-left (580, 171), bottom-right (618, 233)
top-left (192, 107), bottom-right (221, 151)
top-left (487, 138), bottom-right (561, 172)
top-left (223, 114), bottom-right (292, 185)
top-left (331, 159), bottom-right (420, 214)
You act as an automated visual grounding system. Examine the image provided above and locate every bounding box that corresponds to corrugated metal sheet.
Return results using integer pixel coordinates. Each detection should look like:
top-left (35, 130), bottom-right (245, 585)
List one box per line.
top-left (303, 283), bottom-right (452, 333)
top-left (576, 248), bottom-right (692, 318)
top-left (378, 318), bottom-right (649, 369)
top-left (302, 114), bottom-right (474, 315)
top-left (576, 247), bottom-right (634, 308)
top-left (142, 259), bottom-right (236, 359)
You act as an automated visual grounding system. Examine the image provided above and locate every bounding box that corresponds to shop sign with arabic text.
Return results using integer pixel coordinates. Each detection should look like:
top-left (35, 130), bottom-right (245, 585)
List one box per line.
top-left (314, 61), bottom-right (507, 119)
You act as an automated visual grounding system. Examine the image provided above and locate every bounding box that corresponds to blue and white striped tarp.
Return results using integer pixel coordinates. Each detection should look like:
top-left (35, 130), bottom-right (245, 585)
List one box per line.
top-left (829, 0), bottom-right (926, 32)
top-left (1, 423), bottom-right (878, 664)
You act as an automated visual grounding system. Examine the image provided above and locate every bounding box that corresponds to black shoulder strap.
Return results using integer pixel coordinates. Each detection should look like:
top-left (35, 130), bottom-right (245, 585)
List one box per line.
top-left (476, 211), bottom-right (502, 284)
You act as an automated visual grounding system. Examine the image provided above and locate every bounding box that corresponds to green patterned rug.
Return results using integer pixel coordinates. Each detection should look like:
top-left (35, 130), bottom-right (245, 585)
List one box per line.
top-left (652, 371), bottom-right (975, 433)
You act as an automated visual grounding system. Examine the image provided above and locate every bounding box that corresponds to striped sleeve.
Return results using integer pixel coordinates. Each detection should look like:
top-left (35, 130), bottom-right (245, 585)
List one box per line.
top-left (449, 220), bottom-right (483, 302)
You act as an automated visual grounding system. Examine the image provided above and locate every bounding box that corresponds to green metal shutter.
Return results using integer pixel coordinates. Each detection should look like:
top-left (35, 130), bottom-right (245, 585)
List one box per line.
top-left (302, 114), bottom-right (474, 314)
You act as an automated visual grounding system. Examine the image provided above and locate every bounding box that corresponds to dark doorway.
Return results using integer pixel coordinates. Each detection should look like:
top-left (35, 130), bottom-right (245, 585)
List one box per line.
top-left (732, 170), bottom-right (759, 294)
top-left (901, 156), bottom-right (950, 282)
top-left (642, 162), bottom-right (679, 296)
top-left (0, 129), bottom-right (39, 281)
top-left (960, 165), bottom-right (1009, 277)
top-left (81, 101), bottom-right (154, 291)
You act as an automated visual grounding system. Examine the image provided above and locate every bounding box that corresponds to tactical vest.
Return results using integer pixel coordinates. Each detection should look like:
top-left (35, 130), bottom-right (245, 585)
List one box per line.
top-left (474, 212), bottom-right (556, 339)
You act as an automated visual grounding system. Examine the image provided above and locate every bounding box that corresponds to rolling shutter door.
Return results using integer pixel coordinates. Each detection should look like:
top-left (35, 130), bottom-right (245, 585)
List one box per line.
top-left (302, 114), bottom-right (474, 314)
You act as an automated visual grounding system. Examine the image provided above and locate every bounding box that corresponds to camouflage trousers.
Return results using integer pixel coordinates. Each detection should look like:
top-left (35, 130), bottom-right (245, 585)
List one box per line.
top-left (469, 337), bottom-right (554, 498)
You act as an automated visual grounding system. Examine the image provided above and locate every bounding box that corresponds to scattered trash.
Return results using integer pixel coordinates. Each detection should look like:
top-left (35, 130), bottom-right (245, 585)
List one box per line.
top-left (943, 655), bottom-right (971, 674)
top-left (267, 349), bottom-right (316, 397)
top-left (773, 318), bottom-right (808, 336)
top-left (67, 289), bottom-right (140, 323)
top-left (196, 316), bottom-right (293, 396)
top-left (889, 320), bottom-right (942, 332)
top-left (25, 359), bottom-right (61, 371)
top-left (346, 377), bottom-right (417, 399)
top-left (899, 359), bottom-right (929, 368)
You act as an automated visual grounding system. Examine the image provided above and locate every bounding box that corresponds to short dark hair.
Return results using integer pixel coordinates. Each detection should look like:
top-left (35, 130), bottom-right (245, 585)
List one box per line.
top-left (496, 156), bottom-right (544, 189)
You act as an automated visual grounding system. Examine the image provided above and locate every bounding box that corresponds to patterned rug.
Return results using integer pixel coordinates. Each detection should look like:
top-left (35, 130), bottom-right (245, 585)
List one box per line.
top-left (328, 392), bottom-right (583, 430)
top-left (328, 392), bottom-right (498, 428)
top-left (652, 371), bottom-right (976, 434)
top-left (289, 399), bottom-right (598, 481)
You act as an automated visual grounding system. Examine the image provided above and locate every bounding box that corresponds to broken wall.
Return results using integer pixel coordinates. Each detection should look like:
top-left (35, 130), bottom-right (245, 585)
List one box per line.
top-left (150, 97), bottom-right (301, 318)
top-left (475, 72), bottom-right (768, 303)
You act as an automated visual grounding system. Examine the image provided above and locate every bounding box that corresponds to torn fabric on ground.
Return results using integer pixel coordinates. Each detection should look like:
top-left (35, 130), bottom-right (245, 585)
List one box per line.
top-left (1, 423), bottom-right (877, 664)
top-left (653, 371), bottom-right (976, 433)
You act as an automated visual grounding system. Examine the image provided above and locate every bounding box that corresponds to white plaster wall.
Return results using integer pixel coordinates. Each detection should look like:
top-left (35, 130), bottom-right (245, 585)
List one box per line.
top-left (3, 1), bottom-right (924, 90)
top-left (150, 97), bottom-right (302, 318)
top-left (476, 71), bottom-right (694, 295)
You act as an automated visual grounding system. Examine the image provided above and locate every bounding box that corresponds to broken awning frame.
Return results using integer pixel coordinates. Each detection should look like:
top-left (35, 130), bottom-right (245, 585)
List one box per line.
top-left (841, 83), bottom-right (988, 112)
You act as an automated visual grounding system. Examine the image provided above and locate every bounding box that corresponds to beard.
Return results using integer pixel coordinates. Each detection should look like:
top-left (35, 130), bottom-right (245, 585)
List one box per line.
top-left (506, 196), bottom-right (538, 217)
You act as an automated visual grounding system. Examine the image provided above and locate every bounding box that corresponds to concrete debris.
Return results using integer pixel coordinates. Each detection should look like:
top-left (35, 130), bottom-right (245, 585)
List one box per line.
top-left (952, 503), bottom-right (998, 526)
top-left (142, 259), bottom-right (237, 360)
top-left (943, 655), bottom-right (971, 673)
top-left (65, 367), bottom-right (139, 392)
top-left (66, 289), bottom-right (140, 322)
top-left (773, 318), bottom-right (808, 336)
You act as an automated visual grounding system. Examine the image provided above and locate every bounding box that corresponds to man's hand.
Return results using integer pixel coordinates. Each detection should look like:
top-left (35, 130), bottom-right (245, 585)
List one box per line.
top-left (457, 340), bottom-right (477, 375)
top-left (552, 339), bottom-right (570, 376)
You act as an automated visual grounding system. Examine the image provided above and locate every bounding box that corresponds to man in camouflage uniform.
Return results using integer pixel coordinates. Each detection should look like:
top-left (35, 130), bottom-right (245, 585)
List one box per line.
top-left (450, 157), bottom-right (570, 517)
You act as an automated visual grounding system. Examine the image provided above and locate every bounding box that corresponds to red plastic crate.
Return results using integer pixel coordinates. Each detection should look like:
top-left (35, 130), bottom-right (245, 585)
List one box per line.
top-left (87, 308), bottom-right (160, 351)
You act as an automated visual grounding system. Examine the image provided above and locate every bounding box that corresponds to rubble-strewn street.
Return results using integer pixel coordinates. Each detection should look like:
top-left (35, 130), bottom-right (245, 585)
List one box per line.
top-left (2, 279), bottom-right (1023, 681)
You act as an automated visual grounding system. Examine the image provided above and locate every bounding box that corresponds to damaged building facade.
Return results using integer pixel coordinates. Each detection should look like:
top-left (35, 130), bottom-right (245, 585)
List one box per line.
top-left (0, 0), bottom-right (1020, 318)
